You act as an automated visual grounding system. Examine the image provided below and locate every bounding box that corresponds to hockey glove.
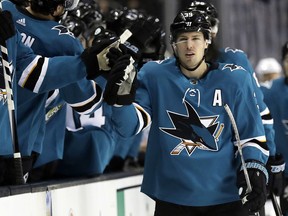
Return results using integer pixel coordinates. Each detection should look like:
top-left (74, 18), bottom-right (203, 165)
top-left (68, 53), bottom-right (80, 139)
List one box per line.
top-left (81, 26), bottom-right (120, 80)
top-left (106, 44), bottom-right (128, 67)
top-left (267, 154), bottom-right (285, 196)
top-left (0, 10), bottom-right (16, 44)
top-left (104, 54), bottom-right (137, 105)
top-left (107, 41), bottom-right (143, 69)
top-left (237, 160), bottom-right (269, 213)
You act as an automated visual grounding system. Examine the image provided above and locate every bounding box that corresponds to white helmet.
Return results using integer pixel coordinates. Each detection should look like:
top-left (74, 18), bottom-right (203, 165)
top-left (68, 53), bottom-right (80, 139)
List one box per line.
top-left (255, 58), bottom-right (282, 79)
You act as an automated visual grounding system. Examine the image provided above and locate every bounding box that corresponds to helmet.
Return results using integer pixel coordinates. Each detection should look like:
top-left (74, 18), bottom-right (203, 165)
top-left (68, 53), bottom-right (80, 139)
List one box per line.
top-left (60, 15), bottom-right (86, 37)
top-left (30, 0), bottom-right (79, 15)
top-left (61, 1), bottom-right (104, 41)
top-left (69, 1), bottom-right (104, 39)
top-left (282, 41), bottom-right (288, 61)
top-left (170, 9), bottom-right (211, 43)
top-left (189, 1), bottom-right (218, 26)
top-left (106, 8), bottom-right (166, 68)
top-left (106, 8), bottom-right (149, 47)
top-left (255, 58), bottom-right (282, 81)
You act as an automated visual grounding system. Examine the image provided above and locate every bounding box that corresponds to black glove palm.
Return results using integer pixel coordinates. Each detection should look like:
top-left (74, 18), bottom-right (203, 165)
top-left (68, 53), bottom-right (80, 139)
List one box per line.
top-left (0, 10), bottom-right (16, 44)
top-left (104, 54), bottom-right (137, 105)
top-left (267, 154), bottom-right (285, 196)
top-left (106, 44), bottom-right (128, 67)
top-left (237, 161), bottom-right (268, 213)
top-left (81, 26), bottom-right (119, 80)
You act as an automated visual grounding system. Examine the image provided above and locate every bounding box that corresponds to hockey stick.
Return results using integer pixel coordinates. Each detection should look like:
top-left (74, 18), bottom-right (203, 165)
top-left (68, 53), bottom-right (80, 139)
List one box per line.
top-left (0, 40), bottom-right (25, 184)
top-left (224, 104), bottom-right (259, 216)
top-left (1, 43), bottom-right (25, 184)
top-left (271, 192), bottom-right (283, 216)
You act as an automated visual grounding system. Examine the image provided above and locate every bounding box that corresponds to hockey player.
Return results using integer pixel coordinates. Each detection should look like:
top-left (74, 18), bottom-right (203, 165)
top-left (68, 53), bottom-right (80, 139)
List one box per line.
top-left (56, 6), bottom-right (165, 177)
top-left (188, 0), bottom-right (285, 211)
top-left (255, 57), bottom-right (282, 85)
top-left (104, 7), bottom-right (166, 172)
top-left (260, 42), bottom-right (288, 215)
top-left (0, 4), bottom-right (122, 184)
top-left (104, 9), bottom-right (269, 215)
top-left (2, 0), bottom-right (105, 182)
top-left (53, 2), bottom-right (119, 177)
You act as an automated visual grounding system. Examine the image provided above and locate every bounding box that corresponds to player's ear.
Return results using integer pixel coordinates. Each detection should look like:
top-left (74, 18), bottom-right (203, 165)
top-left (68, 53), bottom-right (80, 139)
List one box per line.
top-left (53, 5), bottom-right (64, 16)
top-left (205, 40), bottom-right (209, 49)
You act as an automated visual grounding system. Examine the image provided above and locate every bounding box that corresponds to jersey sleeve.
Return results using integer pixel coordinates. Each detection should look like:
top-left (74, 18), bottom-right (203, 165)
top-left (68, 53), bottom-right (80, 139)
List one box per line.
top-left (17, 51), bottom-right (87, 93)
top-left (232, 72), bottom-right (269, 165)
top-left (59, 79), bottom-right (103, 115)
top-left (220, 48), bottom-right (276, 157)
top-left (110, 67), bottom-right (152, 137)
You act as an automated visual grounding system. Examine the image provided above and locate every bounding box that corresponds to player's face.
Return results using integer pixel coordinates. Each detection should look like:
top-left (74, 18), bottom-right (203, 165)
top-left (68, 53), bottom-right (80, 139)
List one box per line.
top-left (52, 5), bottom-right (66, 21)
top-left (174, 32), bottom-right (208, 70)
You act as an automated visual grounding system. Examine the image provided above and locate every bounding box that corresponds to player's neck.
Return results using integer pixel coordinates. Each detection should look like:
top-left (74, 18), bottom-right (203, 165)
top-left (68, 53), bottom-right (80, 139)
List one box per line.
top-left (180, 61), bottom-right (208, 79)
top-left (26, 7), bottom-right (55, 21)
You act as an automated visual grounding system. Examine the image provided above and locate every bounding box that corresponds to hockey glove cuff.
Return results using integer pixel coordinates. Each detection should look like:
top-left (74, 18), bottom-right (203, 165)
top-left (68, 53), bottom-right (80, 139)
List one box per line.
top-left (237, 160), bottom-right (268, 213)
top-left (104, 54), bottom-right (137, 105)
top-left (267, 154), bottom-right (285, 196)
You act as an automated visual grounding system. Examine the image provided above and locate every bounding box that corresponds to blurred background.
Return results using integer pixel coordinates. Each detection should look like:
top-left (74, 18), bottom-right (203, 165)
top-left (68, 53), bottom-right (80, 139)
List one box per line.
top-left (97, 0), bottom-right (288, 68)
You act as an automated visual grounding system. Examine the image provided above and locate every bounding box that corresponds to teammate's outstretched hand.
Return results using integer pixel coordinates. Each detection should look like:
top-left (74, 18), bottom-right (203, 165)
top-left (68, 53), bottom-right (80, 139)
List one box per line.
top-left (107, 44), bottom-right (128, 68)
top-left (104, 54), bottom-right (137, 105)
top-left (237, 160), bottom-right (268, 213)
top-left (0, 10), bottom-right (16, 44)
top-left (81, 26), bottom-right (119, 80)
top-left (267, 154), bottom-right (285, 196)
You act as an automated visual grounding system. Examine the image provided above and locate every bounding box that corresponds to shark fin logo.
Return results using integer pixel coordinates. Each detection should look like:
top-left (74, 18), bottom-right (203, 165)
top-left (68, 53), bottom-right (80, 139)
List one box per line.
top-left (224, 47), bottom-right (244, 53)
top-left (52, 25), bottom-right (75, 38)
top-left (223, 64), bottom-right (244, 72)
top-left (160, 100), bottom-right (224, 156)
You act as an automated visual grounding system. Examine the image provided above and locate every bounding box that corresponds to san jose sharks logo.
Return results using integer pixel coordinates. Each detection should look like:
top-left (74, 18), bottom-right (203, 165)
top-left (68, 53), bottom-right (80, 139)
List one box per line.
top-left (0, 59), bottom-right (10, 104)
top-left (224, 47), bottom-right (244, 53)
top-left (160, 100), bottom-right (224, 156)
top-left (0, 89), bottom-right (7, 104)
top-left (223, 64), bottom-right (244, 72)
top-left (52, 25), bottom-right (75, 38)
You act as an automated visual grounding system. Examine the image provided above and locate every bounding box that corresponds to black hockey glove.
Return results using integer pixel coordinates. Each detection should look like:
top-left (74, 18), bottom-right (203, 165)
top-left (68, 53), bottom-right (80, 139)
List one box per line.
top-left (107, 41), bottom-right (143, 70)
top-left (106, 44), bottom-right (128, 67)
top-left (81, 26), bottom-right (119, 80)
top-left (104, 54), bottom-right (137, 105)
top-left (237, 160), bottom-right (269, 213)
top-left (0, 10), bottom-right (16, 44)
top-left (267, 154), bottom-right (285, 196)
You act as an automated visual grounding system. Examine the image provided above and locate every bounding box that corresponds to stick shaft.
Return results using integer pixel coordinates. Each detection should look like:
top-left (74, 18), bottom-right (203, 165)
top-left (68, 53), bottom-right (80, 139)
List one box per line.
top-left (1, 43), bottom-right (25, 184)
top-left (271, 193), bottom-right (283, 216)
top-left (224, 104), bottom-right (252, 192)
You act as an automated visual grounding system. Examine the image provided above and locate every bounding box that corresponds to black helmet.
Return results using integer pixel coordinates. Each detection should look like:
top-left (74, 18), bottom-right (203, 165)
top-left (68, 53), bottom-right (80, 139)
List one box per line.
top-left (60, 15), bottom-right (86, 37)
top-left (189, 1), bottom-right (218, 27)
top-left (106, 8), bottom-right (149, 48)
top-left (69, 1), bottom-right (104, 39)
top-left (30, 0), bottom-right (79, 15)
top-left (61, 1), bottom-right (104, 40)
top-left (170, 9), bottom-right (211, 43)
top-left (106, 8), bottom-right (166, 68)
